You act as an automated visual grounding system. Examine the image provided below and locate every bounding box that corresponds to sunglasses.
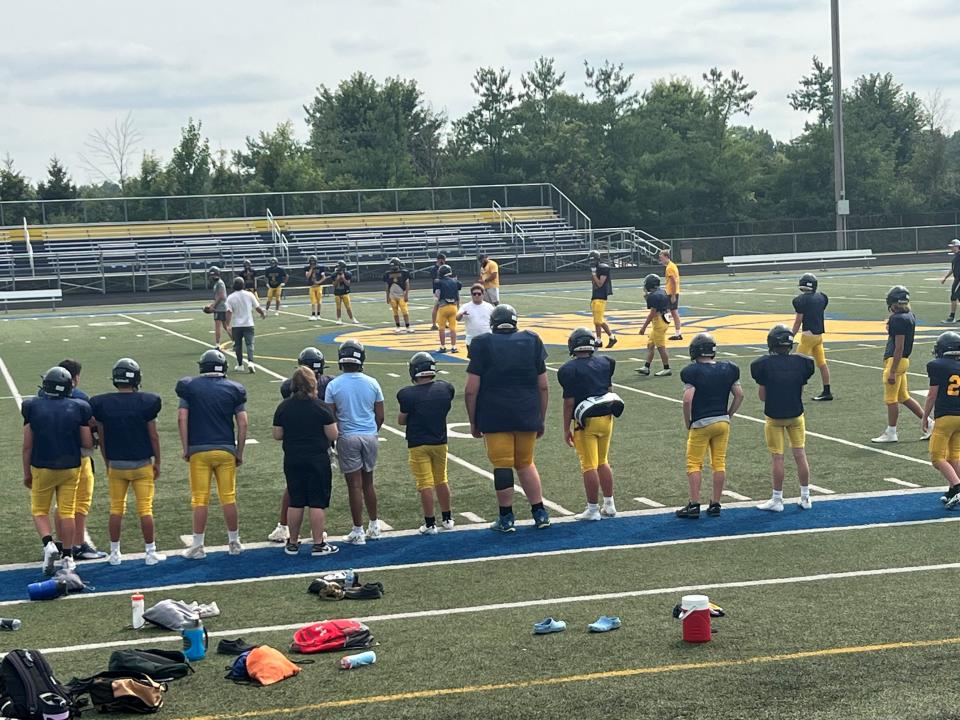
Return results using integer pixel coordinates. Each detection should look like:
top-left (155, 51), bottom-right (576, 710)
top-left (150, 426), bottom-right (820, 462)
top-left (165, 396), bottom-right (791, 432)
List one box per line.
top-left (471, 291), bottom-right (483, 296)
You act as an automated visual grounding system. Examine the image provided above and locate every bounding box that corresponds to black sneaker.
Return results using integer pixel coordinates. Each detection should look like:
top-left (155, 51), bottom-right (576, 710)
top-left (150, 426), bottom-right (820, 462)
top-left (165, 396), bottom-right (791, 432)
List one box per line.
top-left (606, 336), bottom-right (618, 349)
top-left (706, 502), bottom-right (722, 516)
top-left (812, 391), bottom-right (834, 401)
top-left (311, 542), bottom-right (339, 556)
top-left (284, 541), bottom-right (301, 556)
top-left (450, 347), bottom-right (459, 354)
top-left (438, 347), bottom-right (447, 353)
top-left (941, 484), bottom-right (960, 503)
top-left (669, 334), bottom-right (683, 341)
top-left (217, 637), bottom-right (258, 655)
top-left (676, 502), bottom-right (700, 519)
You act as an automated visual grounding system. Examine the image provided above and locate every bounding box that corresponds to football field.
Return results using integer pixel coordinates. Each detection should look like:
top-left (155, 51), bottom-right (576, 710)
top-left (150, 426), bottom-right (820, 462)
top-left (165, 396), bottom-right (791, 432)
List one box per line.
top-left (2, 264), bottom-right (960, 719)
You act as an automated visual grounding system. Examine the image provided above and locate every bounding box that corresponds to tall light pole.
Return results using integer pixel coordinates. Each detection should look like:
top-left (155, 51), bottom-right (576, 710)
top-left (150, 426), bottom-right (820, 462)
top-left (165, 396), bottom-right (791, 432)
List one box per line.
top-left (831, 0), bottom-right (849, 250)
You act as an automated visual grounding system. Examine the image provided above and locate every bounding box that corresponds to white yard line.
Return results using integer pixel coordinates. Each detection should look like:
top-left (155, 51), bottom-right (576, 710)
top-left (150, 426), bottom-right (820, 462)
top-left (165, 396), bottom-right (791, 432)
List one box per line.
top-left (829, 357), bottom-right (927, 378)
top-left (0, 357), bottom-right (23, 409)
top-left (460, 512), bottom-right (487, 523)
top-left (634, 497), bottom-right (665, 508)
top-left (721, 490), bottom-right (751, 501)
top-left (808, 484), bottom-right (836, 495)
top-left (276, 309), bottom-right (373, 329)
top-left (883, 477), bottom-right (922, 488)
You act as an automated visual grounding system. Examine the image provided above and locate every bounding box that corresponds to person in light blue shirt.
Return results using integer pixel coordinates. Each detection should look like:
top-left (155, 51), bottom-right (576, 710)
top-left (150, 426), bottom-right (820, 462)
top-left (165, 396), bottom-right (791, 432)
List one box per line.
top-left (324, 341), bottom-right (384, 545)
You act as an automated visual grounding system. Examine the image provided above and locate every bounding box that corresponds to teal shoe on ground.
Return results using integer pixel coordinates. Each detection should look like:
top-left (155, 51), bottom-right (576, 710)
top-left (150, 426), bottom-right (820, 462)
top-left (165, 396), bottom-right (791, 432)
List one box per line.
top-left (489, 513), bottom-right (516, 532)
top-left (588, 616), bottom-right (622, 633)
top-left (532, 507), bottom-right (551, 529)
top-left (533, 617), bottom-right (566, 634)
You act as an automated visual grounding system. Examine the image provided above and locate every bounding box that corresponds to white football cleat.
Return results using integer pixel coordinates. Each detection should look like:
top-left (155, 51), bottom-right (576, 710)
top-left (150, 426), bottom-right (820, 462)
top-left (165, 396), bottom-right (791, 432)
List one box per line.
top-left (234, 365), bottom-right (244, 372)
top-left (871, 430), bottom-right (898, 443)
top-left (600, 503), bottom-right (617, 518)
top-left (756, 497), bottom-right (784, 512)
top-left (441, 518), bottom-right (455, 531)
top-left (182, 545), bottom-right (206, 560)
top-left (228, 540), bottom-right (243, 556)
top-left (343, 528), bottom-right (366, 545)
top-left (42, 541), bottom-right (60, 577)
top-left (797, 495), bottom-right (813, 510)
top-left (267, 523), bottom-right (290, 543)
top-left (108, 550), bottom-right (122, 566)
top-left (59, 556), bottom-right (76, 573)
top-left (921, 420), bottom-right (934, 440)
top-left (575, 506), bottom-right (603, 521)
top-left (366, 521), bottom-right (382, 540)
top-left (144, 549), bottom-right (167, 566)
top-left (654, 368), bottom-right (673, 377)
top-left (418, 524), bottom-right (438, 535)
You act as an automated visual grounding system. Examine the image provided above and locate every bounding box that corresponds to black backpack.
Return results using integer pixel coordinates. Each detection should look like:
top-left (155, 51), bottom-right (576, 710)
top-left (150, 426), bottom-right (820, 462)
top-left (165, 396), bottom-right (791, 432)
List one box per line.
top-left (0, 649), bottom-right (78, 719)
top-left (66, 671), bottom-right (166, 714)
top-left (107, 649), bottom-right (193, 683)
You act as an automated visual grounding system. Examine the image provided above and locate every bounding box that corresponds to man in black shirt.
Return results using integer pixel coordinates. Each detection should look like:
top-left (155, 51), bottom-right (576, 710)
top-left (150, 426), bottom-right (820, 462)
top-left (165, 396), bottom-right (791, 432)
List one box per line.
top-left (428, 253), bottom-right (446, 331)
top-left (263, 258), bottom-right (288, 315)
top-left (940, 239), bottom-right (960, 323)
top-left (923, 331), bottom-right (960, 508)
top-left (751, 326), bottom-right (816, 512)
top-left (587, 250), bottom-right (617, 348)
top-left (792, 273), bottom-right (832, 401)
top-left (398, 352), bottom-right (456, 534)
top-left (638, 274), bottom-right (672, 377)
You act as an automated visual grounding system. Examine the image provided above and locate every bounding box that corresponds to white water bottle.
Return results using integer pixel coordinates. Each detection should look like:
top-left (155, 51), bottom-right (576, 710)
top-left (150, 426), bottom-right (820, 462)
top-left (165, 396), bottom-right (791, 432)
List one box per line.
top-left (131, 593), bottom-right (145, 630)
top-left (345, 569), bottom-right (356, 587)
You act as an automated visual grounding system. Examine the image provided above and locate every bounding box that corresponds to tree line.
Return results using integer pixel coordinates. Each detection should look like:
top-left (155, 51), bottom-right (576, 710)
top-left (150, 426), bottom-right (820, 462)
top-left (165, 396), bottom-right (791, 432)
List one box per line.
top-left (1, 56), bottom-right (958, 237)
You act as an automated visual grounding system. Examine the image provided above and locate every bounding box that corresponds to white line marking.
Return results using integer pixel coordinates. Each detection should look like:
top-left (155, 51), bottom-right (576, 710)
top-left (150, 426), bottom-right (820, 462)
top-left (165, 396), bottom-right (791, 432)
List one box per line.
top-left (16, 559), bottom-right (960, 658)
top-left (830, 357), bottom-right (926, 378)
top-left (460, 512), bottom-right (486, 523)
top-left (378, 520), bottom-right (394, 531)
top-left (387, 372), bottom-right (401, 378)
top-left (52, 324), bottom-right (79, 328)
top-left (156, 318), bottom-right (192, 324)
top-left (859, 344), bottom-right (879, 349)
top-left (884, 477), bottom-right (921, 488)
top-left (179, 534), bottom-right (193, 547)
top-left (246, 439), bottom-right (259, 445)
top-left (721, 490), bottom-right (751, 501)
top-left (0, 357), bottom-right (23, 409)
top-left (634, 497), bottom-right (665, 508)
top-left (912, 390), bottom-right (929, 398)
top-left (277, 309), bottom-right (372, 329)
top-left (808, 484), bottom-right (836, 495)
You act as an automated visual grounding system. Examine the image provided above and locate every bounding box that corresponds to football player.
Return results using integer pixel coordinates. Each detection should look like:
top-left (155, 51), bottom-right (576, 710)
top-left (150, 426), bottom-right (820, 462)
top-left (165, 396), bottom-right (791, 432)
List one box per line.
top-left (659, 249), bottom-right (683, 340)
top-left (305, 255), bottom-right (328, 321)
top-left (940, 239), bottom-right (960, 323)
top-left (269, 348), bottom-right (335, 544)
top-left (637, 274), bottom-right (672, 377)
top-left (478, 251), bottom-right (500, 306)
top-left (465, 304), bottom-right (551, 532)
top-left (238, 259), bottom-right (259, 302)
top-left (383, 257), bottom-right (412, 333)
top-left (751, 325), bottom-right (815, 512)
top-left (89, 358), bottom-right (166, 566)
top-left (429, 253), bottom-right (446, 331)
top-left (435, 264), bottom-right (462, 353)
top-left (587, 250), bottom-right (617, 348)
top-left (676, 333), bottom-right (743, 519)
top-left (263, 257), bottom-right (288, 315)
top-left (22, 366), bottom-right (93, 575)
top-left (176, 349), bottom-right (249, 559)
top-left (872, 286), bottom-right (929, 443)
top-left (208, 266), bottom-right (229, 345)
top-left (558, 327), bottom-right (620, 520)
top-left (792, 273), bottom-right (832, 401)
top-left (332, 260), bottom-right (357, 324)
top-left (398, 352), bottom-right (456, 534)
top-left (923, 331), bottom-right (960, 508)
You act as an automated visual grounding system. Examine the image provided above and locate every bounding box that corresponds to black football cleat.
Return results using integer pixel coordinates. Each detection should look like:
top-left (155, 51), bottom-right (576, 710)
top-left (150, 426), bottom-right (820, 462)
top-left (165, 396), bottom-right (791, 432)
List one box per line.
top-left (812, 391), bottom-right (834, 401)
top-left (676, 502), bottom-right (700, 519)
top-left (606, 336), bottom-right (618, 349)
top-left (669, 334), bottom-right (683, 341)
top-left (706, 502), bottom-right (722, 516)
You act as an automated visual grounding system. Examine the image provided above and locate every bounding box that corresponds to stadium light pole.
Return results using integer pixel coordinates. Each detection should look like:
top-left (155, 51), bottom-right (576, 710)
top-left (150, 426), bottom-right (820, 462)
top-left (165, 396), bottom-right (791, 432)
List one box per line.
top-left (831, 0), bottom-right (849, 250)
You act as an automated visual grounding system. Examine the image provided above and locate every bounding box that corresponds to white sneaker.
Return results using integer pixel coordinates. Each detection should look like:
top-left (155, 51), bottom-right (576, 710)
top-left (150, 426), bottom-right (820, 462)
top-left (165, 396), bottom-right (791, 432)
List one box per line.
top-left (108, 549), bottom-right (122, 566)
top-left (654, 368), bottom-right (673, 377)
top-left (418, 524), bottom-right (438, 535)
top-left (921, 420), bottom-right (934, 440)
top-left (353, 318), bottom-right (361, 325)
top-left (441, 518), bottom-right (455, 531)
top-left (267, 523), bottom-right (290, 543)
top-left (344, 528), bottom-right (366, 545)
top-left (309, 316), bottom-right (317, 322)
top-left (798, 495), bottom-right (813, 510)
top-left (757, 497), bottom-right (784, 512)
top-left (42, 541), bottom-right (60, 576)
top-left (234, 365), bottom-right (244, 372)
top-left (248, 364), bottom-right (256, 374)
top-left (59, 556), bottom-right (76, 573)
top-left (871, 430), bottom-right (898, 443)
top-left (273, 310), bottom-right (280, 316)
top-left (601, 503), bottom-right (617, 518)
top-left (394, 327), bottom-right (404, 334)
top-left (228, 540), bottom-right (243, 555)
top-left (406, 327), bottom-right (415, 334)
top-left (366, 522), bottom-right (382, 540)
top-left (144, 549), bottom-right (167, 566)
top-left (575, 506), bottom-right (603, 521)
top-left (182, 544), bottom-right (206, 560)
top-left (336, 319), bottom-right (343, 325)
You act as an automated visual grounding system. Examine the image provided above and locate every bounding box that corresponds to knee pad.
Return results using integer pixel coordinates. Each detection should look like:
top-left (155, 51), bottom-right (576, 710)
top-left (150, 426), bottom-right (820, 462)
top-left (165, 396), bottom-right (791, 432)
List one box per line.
top-left (493, 468), bottom-right (514, 491)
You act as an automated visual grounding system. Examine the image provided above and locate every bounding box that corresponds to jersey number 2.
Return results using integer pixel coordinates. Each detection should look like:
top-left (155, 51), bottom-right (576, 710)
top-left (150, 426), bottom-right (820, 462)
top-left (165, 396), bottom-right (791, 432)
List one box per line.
top-left (948, 375), bottom-right (960, 397)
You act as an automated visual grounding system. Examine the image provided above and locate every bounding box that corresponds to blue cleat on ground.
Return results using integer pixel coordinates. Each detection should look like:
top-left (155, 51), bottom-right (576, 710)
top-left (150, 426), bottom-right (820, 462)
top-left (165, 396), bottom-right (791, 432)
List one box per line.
top-left (533, 617), bottom-right (567, 634)
top-left (532, 507), bottom-right (551, 529)
top-left (587, 616), bottom-right (622, 633)
top-left (489, 513), bottom-right (516, 533)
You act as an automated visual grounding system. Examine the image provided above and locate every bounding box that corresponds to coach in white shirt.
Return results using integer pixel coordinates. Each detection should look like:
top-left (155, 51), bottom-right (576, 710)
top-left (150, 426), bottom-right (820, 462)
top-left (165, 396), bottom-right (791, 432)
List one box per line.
top-left (225, 277), bottom-right (267, 373)
top-left (457, 283), bottom-right (495, 348)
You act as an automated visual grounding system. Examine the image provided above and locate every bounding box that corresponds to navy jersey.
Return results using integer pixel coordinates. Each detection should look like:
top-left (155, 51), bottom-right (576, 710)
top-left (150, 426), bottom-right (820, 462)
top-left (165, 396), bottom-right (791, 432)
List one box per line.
top-left (21, 395), bottom-right (92, 469)
top-left (280, 374), bottom-right (333, 401)
top-left (240, 267), bottom-right (257, 289)
top-left (750, 353), bottom-right (814, 419)
top-left (646, 288), bottom-right (670, 317)
top-left (383, 269), bottom-right (410, 293)
top-left (884, 311), bottom-right (916, 360)
top-left (175, 375), bottom-right (247, 453)
top-left (437, 276), bottom-right (462, 306)
top-left (429, 264), bottom-right (441, 290)
top-left (332, 269), bottom-right (352, 295)
top-left (591, 264), bottom-right (612, 301)
top-left (952, 253), bottom-right (960, 278)
top-left (89, 392), bottom-right (162, 462)
top-left (792, 292), bottom-right (829, 335)
top-left (305, 265), bottom-right (327, 285)
top-left (397, 380), bottom-right (455, 448)
top-left (71, 388), bottom-right (89, 402)
top-left (681, 361), bottom-right (741, 424)
top-left (264, 265), bottom-right (288, 288)
top-left (467, 331), bottom-right (548, 433)
top-left (927, 357), bottom-right (960, 418)
top-left (557, 355), bottom-right (616, 406)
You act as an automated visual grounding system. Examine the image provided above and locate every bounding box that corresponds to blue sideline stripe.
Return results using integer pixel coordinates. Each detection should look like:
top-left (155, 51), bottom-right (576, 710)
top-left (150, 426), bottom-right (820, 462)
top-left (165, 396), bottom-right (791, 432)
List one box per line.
top-left (0, 491), bottom-right (950, 602)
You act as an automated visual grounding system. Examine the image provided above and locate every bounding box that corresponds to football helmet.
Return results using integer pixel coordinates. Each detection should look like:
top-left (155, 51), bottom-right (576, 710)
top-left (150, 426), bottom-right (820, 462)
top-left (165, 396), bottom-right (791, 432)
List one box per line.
top-left (766, 325), bottom-right (794, 352)
top-left (338, 340), bottom-right (366, 369)
top-left (297, 347), bottom-right (325, 374)
top-left (587, 250), bottom-right (601, 266)
top-left (886, 285), bottom-right (910, 308)
top-left (934, 331), bottom-right (960, 358)
top-left (568, 327), bottom-right (600, 355)
top-left (111, 357), bottom-right (142, 388)
top-left (242, 258), bottom-right (252, 269)
top-left (490, 304), bottom-right (518, 333)
top-left (198, 349), bottom-right (227, 375)
top-left (269, 257), bottom-right (278, 266)
top-left (336, 260), bottom-right (347, 271)
top-left (438, 264), bottom-right (453, 278)
top-left (41, 366), bottom-right (73, 397)
top-left (798, 273), bottom-right (818, 292)
top-left (207, 265), bottom-right (221, 276)
top-left (308, 255), bottom-right (317, 264)
top-left (408, 351), bottom-right (437, 379)
top-left (643, 273), bottom-right (661, 293)
top-left (388, 256), bottom-right (401, 269)
top-left (689, 333), bottom-right (718, 360)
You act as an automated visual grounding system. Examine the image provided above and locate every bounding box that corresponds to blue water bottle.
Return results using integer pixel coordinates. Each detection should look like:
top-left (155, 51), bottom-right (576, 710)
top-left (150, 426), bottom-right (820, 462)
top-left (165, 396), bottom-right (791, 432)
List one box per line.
top-left (345, 569), bottom-right (356, 587)
top-left (340, 650), bottom-right (376, 669)
top-left (182, 617), bottom-right (208, 661)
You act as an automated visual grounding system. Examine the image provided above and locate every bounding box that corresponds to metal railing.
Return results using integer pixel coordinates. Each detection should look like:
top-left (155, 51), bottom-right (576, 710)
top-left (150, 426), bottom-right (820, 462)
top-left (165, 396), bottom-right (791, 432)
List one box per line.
top-left (265, 209), bottom-right (290, 264)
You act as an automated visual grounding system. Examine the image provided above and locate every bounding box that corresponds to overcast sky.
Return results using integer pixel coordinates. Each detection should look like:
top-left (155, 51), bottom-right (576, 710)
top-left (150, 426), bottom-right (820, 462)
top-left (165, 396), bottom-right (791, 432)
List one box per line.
top-left (1, 0), bottom-right (957, 184)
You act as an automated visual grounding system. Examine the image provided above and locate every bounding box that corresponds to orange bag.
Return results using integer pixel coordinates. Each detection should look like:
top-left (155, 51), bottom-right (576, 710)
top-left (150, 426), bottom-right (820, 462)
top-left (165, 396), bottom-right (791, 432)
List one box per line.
top-left (244, 646), bottom-right (301, 686)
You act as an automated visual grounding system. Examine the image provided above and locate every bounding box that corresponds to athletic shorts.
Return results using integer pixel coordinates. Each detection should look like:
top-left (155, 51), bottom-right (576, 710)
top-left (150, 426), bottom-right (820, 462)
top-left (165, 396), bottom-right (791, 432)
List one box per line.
top-left (335, 294), bottom-right (352, 312)
top-left (188, 449), bottom-right (237, 508)
top-left (686, 421), bottom-right (730, 474)
top-left (484, 431), bottom-right (537, 469)
top-left (31, 466), bottom-right (80, 517)
top-left (437, 304), bottom-right (457, 333)
top-left (591, 299), bottom-right (606, 325)
top-left (74, 455), bottom-right (95, 516)
top-left (309, 286), bottom-right (324, 305)
top-left (882, 357), bottom-right (911, 404)
top-left (389, 297), bottom-right (409, 315)
top-left (669, 294), bottom-right (680, 311)
top-left (648, 315), bottom-right (669, 348)
top-left (408, 444), bottom-right (448, 490)
top-left (798, 333), bottom-right (826, 368)
top-left (930, 414), bottom-right (960, 463)
top-left (214, 311), bottom-right (227, 323)
top-left (337, 434), bottom-right (379, 474)
top-left (283, 456), bottom-right (332, 508)
top-left (483, 287), bottom-right (500, 305)
top-left (951, 279), bottom-right (960, 303)
top-left (573, 415), bottom-right (613, 473)
top-left (266, 286), bottom-right (283, 302)
top-left (108, 464), bottom-right (155, 517)
top-left (764, 415), bottom-right (806, 454)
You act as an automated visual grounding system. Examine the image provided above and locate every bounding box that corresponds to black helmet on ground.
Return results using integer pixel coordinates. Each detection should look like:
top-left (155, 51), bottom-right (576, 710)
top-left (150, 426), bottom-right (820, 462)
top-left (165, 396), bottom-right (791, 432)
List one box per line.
top-left (767, 325), bottom-right (794, 353)
top-left (409, 352), bottom-right (437, 379)
top-left (198, 349), bottom-right (228, 375)
top-left (568, 327), bottom-right (599, 355)
top-left (112, 357), bottom-right (142, 388)
top-left (41, 366), bottom-right (73, 397)
top-left (297, 347), bottom-right (325, 374)
top-left (490, 304), bottom-right (518, 333)
top-left (799, 273), bottom-right (818, 292)
top-left (338, 340), bottom-right (366, 369)
top-left (689, 333), bottom-right (718, 360)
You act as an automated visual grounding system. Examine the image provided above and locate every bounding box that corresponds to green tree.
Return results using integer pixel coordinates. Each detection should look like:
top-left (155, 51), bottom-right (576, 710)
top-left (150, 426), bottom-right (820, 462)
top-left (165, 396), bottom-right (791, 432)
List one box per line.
top-left (37, 157), bottom-right (78, 201)
top-left (167, 118), bottom-right (211, 197)
top-left (453, 67), bottom-right (517, 177)
top-left (788, 56), bottom-right (833, 127)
